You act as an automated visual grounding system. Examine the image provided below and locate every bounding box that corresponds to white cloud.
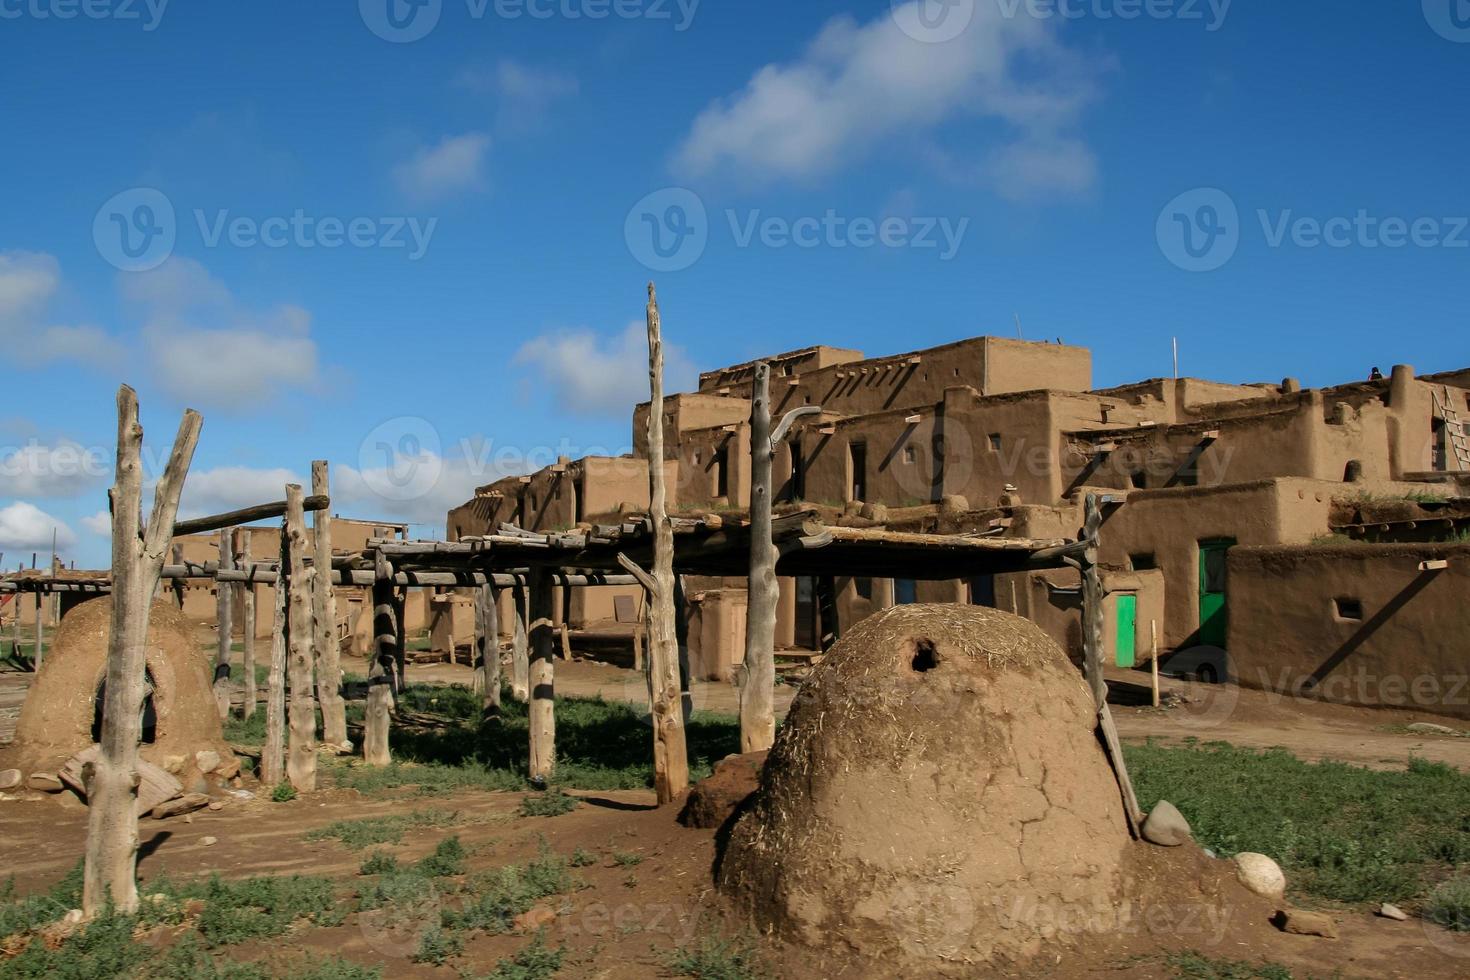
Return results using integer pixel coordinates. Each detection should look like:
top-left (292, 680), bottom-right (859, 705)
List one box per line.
top-left (121, 258), bottom-right (321, 408)
top-left (393, 133), bottom-right (492, 200)
top-left (0, 438), bottom-right (110, 498)
top-left (514, 321), bottom-right (697, 415)
top-left (673, 1), bottom-right (1100, 198)
top-left (81, 511), bottom-right (112, 537)
top-left (456, 60), bottom-right (580, 131)
top-left (0, 501), bottom-right (76, 552)
top-left (177, 465), bottom-right (303, 519)
top-left (0, 251), bottom-right (125, 368)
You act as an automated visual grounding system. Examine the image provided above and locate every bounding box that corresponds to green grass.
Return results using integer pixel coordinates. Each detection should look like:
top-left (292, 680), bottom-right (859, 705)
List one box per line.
top-left (0, 911), bottom-right (152, 980)
top-left (518, 790), bottom-right (580, 818)
top-left (325, 685), bottom-right (740, 797)
top-left (358, 852), bottom-right (399, 876)
top-left (270, 783), bottom-right (297, 803)
top-left (0, 860), bottom-right (83, 939)
top-left (304, 809), bottom-right (460, 849)
top-left (611, 851), bottom-right (643, 867)
top-left (412, 926), bottom-right (463, 965)
top-left (416, 836), bottom-right (468, 878)
top-left (665, 931), bottom-right (769, 980)
top-left (153, 934), bottom-right (381, 980)
top-left (191, 874), bottom-right (345, 946)
top-left (474, 932), bottom-right (566, 980)
top-left (1426, 875), bottom-right (1470, 931)
top-left (1163, 951), bottom-right (1296, 979)
top-left (1127, 740), bottom-right (1470, 904)
top-left (441, 846), bottom-right (576, 935)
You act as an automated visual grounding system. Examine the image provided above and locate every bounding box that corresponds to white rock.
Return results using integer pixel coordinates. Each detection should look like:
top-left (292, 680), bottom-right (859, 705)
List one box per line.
top-left (1406, 722), bottom-right (1457, 736)
top-left (63, 909), bottom-right (84, 925)
top-left (200, 836), bottom-right (218, 846)
top-left (195, 750), bottom-right (222, 774)
top-left (1141, 800), bottom-right (1192, 846)
top-left (0, 769), bottom-right (22, 790)
top-left (1378, 903), bottom-right (1409, 921)
top-left (1233, 852), bottom-right (1287, 899)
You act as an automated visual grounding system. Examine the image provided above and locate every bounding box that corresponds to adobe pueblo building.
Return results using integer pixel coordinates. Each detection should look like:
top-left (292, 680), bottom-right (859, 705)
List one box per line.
top-left (448, 335), bottom-right (1470, 719)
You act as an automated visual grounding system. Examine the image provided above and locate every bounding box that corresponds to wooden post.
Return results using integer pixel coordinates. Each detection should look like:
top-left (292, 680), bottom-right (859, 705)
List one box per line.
top-left (640, 283), bottom-right (689, 804)
top-left (365, 549), bottom-right (398, 766)
top-left (527, 566), bottom-right (556, 785)
top-left (239, 532), bottom-right (257, 720)
top-left (170, 545), bottom-right (186, 609)
top-left (511, 583), bottom-right (529, 702)
top-left (284, 486), bottom-right (317, 792)
top-left (741, 362), bottom-right (777, 753)
top-left (311, 461), bottom-right (347, 749)
top-left (261, 540), bottom-right (288, 787)
top-left (1150, 619), bottom-right (1160, 709)
top-left (83, 386), bottom-right (200, 918)
top-left (476, 584), bottom-right (502, 716)
top-left (213, 528), bottom-right (234, 719)
top-left (33, 591), bottom-right (43, 670)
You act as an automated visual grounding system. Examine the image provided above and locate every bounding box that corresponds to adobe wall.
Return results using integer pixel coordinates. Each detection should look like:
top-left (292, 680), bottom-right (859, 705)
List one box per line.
top-left (1227, 543), bottom-right (1470, 719)
top-left (698, 345), bottom-right (864, 393)
top-left (687, 587), bottom-right (748, 681)
top-left (675, 425), bottom-right (751, 509)
top-left (578, 456), bottom-right (652, 521)
top-left (633, 393), bottom-right (751, 460)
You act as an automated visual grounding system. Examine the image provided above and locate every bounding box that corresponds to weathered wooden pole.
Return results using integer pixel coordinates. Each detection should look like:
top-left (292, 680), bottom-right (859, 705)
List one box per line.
top-left (640, 283), bottom-right (689, 803)
top-left (284, 486), bottom-right (317, 792)
top-left (261, 540), bottom-right (288, 787)
top-left (213, 528), bottom-right (235, 719)
top-left (741, 362), bottom-right (777, 753)
top-left (510, 583), bottom-right (529, 702)
top-left (33, 591), bottom-right (43, 669)
top-left (311, 461), bottom-right (347, 749)
top-left (83, 386), bottom-right (200, 918)
top-left (1150, 619), bottom-right (1160, 709)
top-left (239, 532), bottom-right (257, 720)
top-left (364, 549), bottom-right (397, 766)
top-left (527, 567), bottom-right (556, 785)
top-left (475, 583), bottom-right (502, 716)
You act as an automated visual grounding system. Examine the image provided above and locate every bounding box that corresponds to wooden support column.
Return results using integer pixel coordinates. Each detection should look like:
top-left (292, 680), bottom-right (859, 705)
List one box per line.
top-left (527, 566), bottom-right (556, 785)
top-left (82, 386), bottom-right (200, 918)
top-left (741, 362), bottom-right (777, 753)
top-left (510, 583), bottom-right (529, 702)
top-left (312, 461), bottom-right (347, 749)
top-left (365, 549), bottom-right (398, 766)
top-left (638, 283), bottom-right (689, 804)
top-left (213, 528), bottom-right (234, 719)
top-left (261, 537), bottom-right (288, 788)
top-left (239, 532), bottom-right (257, 720)
top-left (475, 583), bottom-right (502, 716)
top-left (284, 486), bottom-right (317, 792)
top-left (33, 591), bottom-right (43, 669)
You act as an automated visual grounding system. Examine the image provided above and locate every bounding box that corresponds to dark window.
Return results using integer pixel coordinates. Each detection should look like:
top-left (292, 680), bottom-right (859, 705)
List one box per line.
top-left (849, 442), bottom-right (867, 502)
top-left (903, 446), bottom-right (916, 464)
top-left (1129, 553), bottom-right (1157, 571)
top-left (895, 578), bottom-right (918, 605)
top-left (789, 439), bottom-right (805, 500)
top-left (1128, 466), bottom-right (1147, 489)
top-left (1202, 546), bottom-right (1228, 592)
top-left (988, 433), bottom-right (1002, 452)
top-left (713, 445), bottom-right (729, 498)
top-left (969, 575), bottom-right (996, 607)
top-left (1334, 597), bottom-right (1363, 621)
top-left (855, 577), bottom-right (873, 600)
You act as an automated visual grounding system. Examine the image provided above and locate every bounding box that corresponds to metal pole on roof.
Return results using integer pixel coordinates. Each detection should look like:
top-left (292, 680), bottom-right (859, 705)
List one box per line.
top-left (1173, 337), bottom-right (1179, 379)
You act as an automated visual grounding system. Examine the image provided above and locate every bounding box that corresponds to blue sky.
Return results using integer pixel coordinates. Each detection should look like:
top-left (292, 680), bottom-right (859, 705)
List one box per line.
top-left (2, 0), bottom-right (1467, 568)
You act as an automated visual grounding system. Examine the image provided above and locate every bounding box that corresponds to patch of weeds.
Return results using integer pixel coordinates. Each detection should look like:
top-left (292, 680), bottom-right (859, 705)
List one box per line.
top-left (611, 851), bottom-right (643, 867)
top-left (442, 847), bottom-right (574, 935)
top-left (223, 710), bottom-right (265, 747)
top-left (476, 931), bottom-right (566, 980)
top-left (1426, 875), bottom-right (1470, 931)
top-left (305, 809), bottom-right (459, 850)
top-left (0, 910), bottom-right (151, 980)
top-left (413, 925), bottom-right (463, 965)
top-left (357, 869), bottom-right (437, 913)
top-left (621, 873), bottom-right (638, 890)
top-left (194, 874), bottom-right (344, 946)
top-left (270, 783), bottom-right (297, 803)
top-left (152, 933), bottom-right (269, 979)
top-left (569, 848), bottom-right (597, 868)
top-left (417, 836), bottom-right (468, 878)
top-left (289, 957), bottom-right (383, 980)
top-left (518, 790), bottom-right (579, 818)
top-left (1127, 741), bottom-right (1470, 904)
top-left (1164, 950), bottom-right (1296, 979)
top-left (0, 860), bottom-right (84, 939)
top-left (358, 852), bottom-right (399, 877)
top-left (665, 931), bottom-right (769, 980)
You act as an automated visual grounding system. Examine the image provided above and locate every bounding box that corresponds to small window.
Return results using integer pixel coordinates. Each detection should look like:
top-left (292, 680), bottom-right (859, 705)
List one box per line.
top-left (903, 446), bottom-right (916, 464)
top-left (988, 433), bottom-right (1002, 452)
top-left (1334, 597), bottom-right (1363, 621)
top-left (855, 577), bottom-right (873, 600)
top-left (693, 450), bottom-right (701, 465)
top-left (895, 579), bottom-right (918, 605)
top-left (1129, 553), bottom-right (1157, 571)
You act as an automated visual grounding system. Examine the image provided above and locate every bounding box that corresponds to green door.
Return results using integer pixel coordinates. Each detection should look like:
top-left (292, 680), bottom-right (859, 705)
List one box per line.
top-left (1115, 594), bottom-right (1137, 668)
top-left (1198, 539), bottom-right (1235, 647)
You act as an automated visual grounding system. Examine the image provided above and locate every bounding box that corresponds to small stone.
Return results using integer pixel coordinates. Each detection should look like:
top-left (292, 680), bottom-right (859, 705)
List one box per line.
top-left (200, 836), bottom-right (218, 846)
top-left (1378, 903), bottom-right (1409, 921)
top-left (63, 909), bottom-right (84, 925)
top-left (1274, 908), bottom-right (1337, 939)
top-left (512, 906), bottom-right (556, 932)
top-left (0, 769), bottom-right (21, 790)
top-left (208, 801), bottom-right (225, 811)
top-left (1141, 800), bottom-right (1192, 847)
top-left (940, 494), bottom-right (969, 515)
top-left (1234, 852), bottom-right (1287, 899)
top-left (26, 773), bottom-right (63, 793)
top-left (195, 750), bottom-right (222, 774)
top-left (214, 756), bottom-right (241, 780)
top-left (163, 755), bottom-right (186, 775)
top-left (147, 894), bottom-right (169, 905)
top-left (1406, 722), bottom-right (1457, 735)
top-left (1203, 848), bottom-right (1217, 859)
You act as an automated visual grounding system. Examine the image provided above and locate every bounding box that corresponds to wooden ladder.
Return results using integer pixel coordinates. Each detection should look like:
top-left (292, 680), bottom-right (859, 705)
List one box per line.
top-left (1433, 386), bottom-right (1470, 471)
